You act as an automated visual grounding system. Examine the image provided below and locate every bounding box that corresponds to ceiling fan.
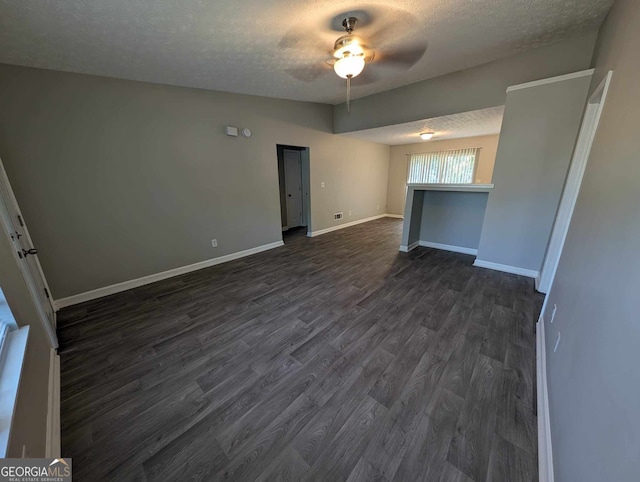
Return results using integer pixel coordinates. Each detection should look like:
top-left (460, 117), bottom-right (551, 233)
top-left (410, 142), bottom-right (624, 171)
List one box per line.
top-left (280, 6), bottom-right (428, 112)
top-left (330, 17), bottom-right (373, 112)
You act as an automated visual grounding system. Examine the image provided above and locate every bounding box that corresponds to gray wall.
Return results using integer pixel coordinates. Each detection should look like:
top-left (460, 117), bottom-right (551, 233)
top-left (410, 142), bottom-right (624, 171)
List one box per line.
top-left (419, 192), bottom-right (488, 250)
top-left (476, 74), bottom-right (592, 272)
top-left (0, 232), bottom-right (51, 457)
top-left (0, 64), bottom-right (390, 299)
top-left (387, 135), bottom-right (500, 216)
top-left (544, 0), bottom-right (640, 480)
top-left (334, 33), bottom-right (597, 134)
top-left (406, 190), bottom-right (424, 247)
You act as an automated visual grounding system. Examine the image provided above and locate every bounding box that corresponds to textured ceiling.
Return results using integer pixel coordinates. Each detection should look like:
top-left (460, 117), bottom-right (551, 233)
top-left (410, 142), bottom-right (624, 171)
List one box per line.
top-left (0, 0), bottom-right (614, 104)
top-left (342, 106), bottom-right (505, 145)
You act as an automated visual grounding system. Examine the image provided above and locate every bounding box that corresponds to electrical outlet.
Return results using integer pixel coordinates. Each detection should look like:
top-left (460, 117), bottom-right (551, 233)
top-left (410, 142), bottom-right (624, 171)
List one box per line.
top-left (321, 182), bottom-right (325, 188)
top-left (376, 205), bottom-right (380, 211)
top-left (550, 304), bottom-right (557, 323)
top-left (554, 332), bottom-right (562, 353)
top-left (348, 210), bottom-right (352, 216)
top-left (211, 239), bottom-right (218, 248)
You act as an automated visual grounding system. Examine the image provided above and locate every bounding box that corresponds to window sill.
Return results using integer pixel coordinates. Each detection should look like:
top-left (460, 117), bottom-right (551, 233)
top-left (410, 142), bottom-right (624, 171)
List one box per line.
top-left (406, 183), bottom-right (495, 192)
top-left (0, 325), bottom-right (29, 457)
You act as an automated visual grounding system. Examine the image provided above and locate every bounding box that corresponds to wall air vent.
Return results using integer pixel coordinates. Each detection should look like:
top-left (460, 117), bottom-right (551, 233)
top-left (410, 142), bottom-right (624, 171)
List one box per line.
top-left (334, 212), bottom-right (344, 221)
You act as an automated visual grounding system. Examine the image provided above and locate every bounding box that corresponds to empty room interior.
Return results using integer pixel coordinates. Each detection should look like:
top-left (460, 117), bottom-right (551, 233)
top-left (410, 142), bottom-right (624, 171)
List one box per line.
top-left (0, 0), bottom-right (638, 480)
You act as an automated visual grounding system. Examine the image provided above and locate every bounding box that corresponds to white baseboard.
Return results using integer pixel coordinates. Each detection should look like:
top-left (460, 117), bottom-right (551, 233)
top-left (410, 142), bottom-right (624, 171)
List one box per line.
top-left (399, 241), bottom-right (419, 253)
top-left (308, 214), bottom-right (392, 237)
top-left (473, 259), bottom-right (539, 279)
top-left (54, 241), bottom-right (284, 309)
top-left (537, 316), bottom-right (554, 482)
top-left (385, 214), bottom-right (404, 219)
top-left (281, 226), bottom-right (289, 232)
top-left (419, 241), bottom-right (478, 256)
top-left (45, 349), bottom-right (60, 458)
top-left (535, 274), bottom-right (544, 293)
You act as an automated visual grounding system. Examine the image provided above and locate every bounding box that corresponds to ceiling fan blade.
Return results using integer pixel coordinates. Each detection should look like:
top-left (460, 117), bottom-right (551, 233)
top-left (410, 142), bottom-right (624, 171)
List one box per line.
top-left (278, 4), bottom-right (428, 84)
top-left (377, 45), bottom-right (427, 69)
top-left (284, 65), bottom-right (331, 82)
top-left (364, 8), bottom-right (424, 46)
top-left (278, 31), bottom-right (332, 58)
top-left (352, 68), bottom-right (379, 86)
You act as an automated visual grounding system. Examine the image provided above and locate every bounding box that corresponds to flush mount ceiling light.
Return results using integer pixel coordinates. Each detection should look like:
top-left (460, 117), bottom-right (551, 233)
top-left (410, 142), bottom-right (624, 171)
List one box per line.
top-left (420, 132), bottom-right (435, 140)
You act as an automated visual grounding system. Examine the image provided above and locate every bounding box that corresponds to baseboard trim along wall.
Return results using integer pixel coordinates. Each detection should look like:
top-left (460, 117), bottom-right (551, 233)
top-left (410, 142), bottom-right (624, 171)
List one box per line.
top-left (307, 214), bottom-right (395, 237)
top-left (535, 274), bottom-right (543, 293)
top-left (473, 259), bottom-right (540, 279)
top-left (399, 241), bottom-right (420, 253)
top-left (54, 241), bottom-right (285, 309)
top-left (45, 349), bottom-right (61, 458)
top-left (537, 316), bottom-right (555, 482)
top-left (419, 241), bottom-right (478, 256)
top-left (385, 214), bottom-right (404, 219)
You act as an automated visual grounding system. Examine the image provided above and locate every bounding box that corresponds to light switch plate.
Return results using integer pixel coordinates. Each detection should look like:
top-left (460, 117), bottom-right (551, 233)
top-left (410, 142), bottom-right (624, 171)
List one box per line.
top-left (226, 126), bottom-right (238, 137)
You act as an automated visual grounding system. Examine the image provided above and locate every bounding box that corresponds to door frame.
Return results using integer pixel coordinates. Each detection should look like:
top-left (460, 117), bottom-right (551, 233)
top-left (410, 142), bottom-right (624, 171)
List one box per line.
top-left (276, 145), bottom-right (311, 235)
top-left (283, 148), bottom-right (304, 229)
top-left (0, 157), bottom-right (58, 348)
top-left (538, 71), bottom-right (613, 294)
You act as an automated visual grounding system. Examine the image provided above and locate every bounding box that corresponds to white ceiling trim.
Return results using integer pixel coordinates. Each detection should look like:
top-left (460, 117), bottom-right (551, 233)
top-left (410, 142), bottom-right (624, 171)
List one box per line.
top-left (506, 69), bottom-right (595, 93)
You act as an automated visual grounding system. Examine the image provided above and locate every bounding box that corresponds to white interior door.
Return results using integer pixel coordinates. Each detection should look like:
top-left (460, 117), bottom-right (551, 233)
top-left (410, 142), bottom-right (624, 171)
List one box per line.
top-left (284, 149), bottom-right (304, 228)
top-left (538, 71), bottom-right (613, 294)
top-left (0, 157), bottom-right (57, 348)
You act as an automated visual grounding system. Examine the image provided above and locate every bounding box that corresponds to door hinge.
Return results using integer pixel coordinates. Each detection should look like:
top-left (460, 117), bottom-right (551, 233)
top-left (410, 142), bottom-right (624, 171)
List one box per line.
top-left (17, 214), bottom-right (24, 227)
top-left (44, 287), bottom-right (50, 299)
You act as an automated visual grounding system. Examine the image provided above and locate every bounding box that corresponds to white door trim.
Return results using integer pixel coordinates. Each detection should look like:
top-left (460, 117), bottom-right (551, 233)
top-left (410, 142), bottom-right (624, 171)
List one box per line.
top-left (283, 149), bottom-right (303, 229)
top-left (0, 157), bottom-right (58, 348)
top-left (45, 348), bottom-right (61, 458)
top-left (538, 71), bottom-right (613, 294)
top-left (537, 316), bottom-right (554, 482)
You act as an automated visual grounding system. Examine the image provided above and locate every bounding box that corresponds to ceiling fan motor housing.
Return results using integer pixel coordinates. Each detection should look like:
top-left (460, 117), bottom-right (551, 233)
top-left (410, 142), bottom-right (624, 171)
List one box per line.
top-left (333, 35), bottom-right (365, 58)
top-left (342, 17), bottom-right (358, 33)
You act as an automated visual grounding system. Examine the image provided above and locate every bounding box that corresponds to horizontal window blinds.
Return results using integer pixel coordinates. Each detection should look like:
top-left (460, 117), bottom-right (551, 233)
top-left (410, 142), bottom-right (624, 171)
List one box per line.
top-left (408, 148), bottom-right (479, 184)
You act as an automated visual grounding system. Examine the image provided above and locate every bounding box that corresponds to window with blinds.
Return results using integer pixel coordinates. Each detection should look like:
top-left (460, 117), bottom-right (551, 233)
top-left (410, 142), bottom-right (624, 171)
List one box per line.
top-left (407, 148), bottom-right (479, 184)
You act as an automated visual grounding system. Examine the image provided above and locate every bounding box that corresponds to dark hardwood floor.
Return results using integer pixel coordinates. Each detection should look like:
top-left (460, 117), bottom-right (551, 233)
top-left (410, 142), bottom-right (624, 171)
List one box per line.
top-left (58, 218), bottom-right (542, 481)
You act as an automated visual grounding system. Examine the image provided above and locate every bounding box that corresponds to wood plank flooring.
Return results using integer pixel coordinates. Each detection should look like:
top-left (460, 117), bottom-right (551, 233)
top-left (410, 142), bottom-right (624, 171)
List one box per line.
top-left (58, 218), bottom-right (542, 481)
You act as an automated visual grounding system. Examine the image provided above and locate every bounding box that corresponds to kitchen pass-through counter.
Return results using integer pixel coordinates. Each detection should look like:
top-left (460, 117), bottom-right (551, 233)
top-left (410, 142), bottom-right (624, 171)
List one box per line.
top-left (400, 183), bottom-right (494, 254)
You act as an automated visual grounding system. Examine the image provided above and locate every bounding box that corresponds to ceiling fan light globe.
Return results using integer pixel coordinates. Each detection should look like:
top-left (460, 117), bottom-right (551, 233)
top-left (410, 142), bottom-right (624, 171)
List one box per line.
top-left (420, 132), bottom-right (435, 140)
top-left (334, 55), bottom-right (365, 79)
